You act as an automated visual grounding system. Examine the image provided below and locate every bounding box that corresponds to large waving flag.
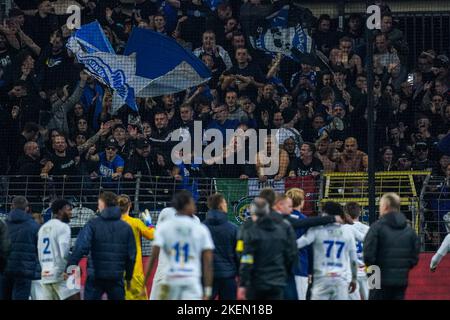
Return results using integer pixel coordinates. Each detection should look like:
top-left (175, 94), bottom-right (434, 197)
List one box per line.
top-left (67, 22), bottom-right (141, 112)
top-left (124, 28), bottom-right (211, 97)
top-left (249, 4), bottom-right (315, 64)
top-left (68, 22), bottom-right (211, 113)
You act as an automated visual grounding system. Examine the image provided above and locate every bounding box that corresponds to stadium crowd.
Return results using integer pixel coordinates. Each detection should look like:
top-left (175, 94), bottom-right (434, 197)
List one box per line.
top-left (0, 0), bottom-right (449, 184)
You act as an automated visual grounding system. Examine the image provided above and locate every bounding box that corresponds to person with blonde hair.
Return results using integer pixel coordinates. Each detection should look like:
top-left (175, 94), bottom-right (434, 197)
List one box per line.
top-left (117, 195), bottom-right (155, 300)
top-left (286, 188), bottom-right (309, 300)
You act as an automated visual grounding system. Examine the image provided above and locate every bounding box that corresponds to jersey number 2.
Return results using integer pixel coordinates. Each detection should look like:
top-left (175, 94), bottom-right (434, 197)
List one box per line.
top-left (43, 237), bottom-right (51, 255)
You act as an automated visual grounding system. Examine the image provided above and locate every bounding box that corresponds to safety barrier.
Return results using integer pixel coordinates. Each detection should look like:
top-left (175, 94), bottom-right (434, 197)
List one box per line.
top-left (419, 175), bottom-right (450, 252)
top-left (0, 171), bottom-right (442, 254)
top-left (321, 171), bottom-right (431, 232)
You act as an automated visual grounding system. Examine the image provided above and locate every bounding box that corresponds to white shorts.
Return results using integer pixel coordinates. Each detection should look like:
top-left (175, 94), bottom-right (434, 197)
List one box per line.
top-left (348, 275), bottom-right (369, 300)
top-left (311, 276), bottom-right (349, 300)
top-left (32, 280), bottom-right (80, 300)
top-left (149, 280), bottom-right (162, 300)
top-left (153, 278), bottom-right (202, 300)
top-left (294, 276), bottom-right (309, 300)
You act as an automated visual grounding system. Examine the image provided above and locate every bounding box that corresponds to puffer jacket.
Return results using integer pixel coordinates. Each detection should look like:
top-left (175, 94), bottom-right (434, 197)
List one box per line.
top-left (0, 219), bottom-right (11, 273)
top-left (239, 214), bottom-right (297, 290)
top-left (4, 209), bottom-right (40, 279)
top-left (68, 207), bottom-right (136, 281)
top-left (203, 210), bottom-right (239, 278)
top-left (364, 212), bottom-right (420, 287)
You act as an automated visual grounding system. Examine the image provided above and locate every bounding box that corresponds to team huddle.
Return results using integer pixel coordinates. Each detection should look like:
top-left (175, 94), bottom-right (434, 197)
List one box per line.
top-left (0, 188), bottom-right (443, 300)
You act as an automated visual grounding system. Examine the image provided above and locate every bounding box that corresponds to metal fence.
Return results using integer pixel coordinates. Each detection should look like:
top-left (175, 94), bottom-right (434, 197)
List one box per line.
top-left (394, 12), bottom-right (450, 67)
top-left (321, 171), bottom-right (431, 231)
top-left (0, 174), bottom-right (322, 255)
top-left (1, 171), bottom-right (445, 253)
top-left (419, 175), bottom-right (450, 252)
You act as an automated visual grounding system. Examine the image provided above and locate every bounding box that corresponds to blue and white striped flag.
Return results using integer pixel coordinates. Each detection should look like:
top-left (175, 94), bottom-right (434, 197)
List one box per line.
top-left (67, 21), bottom-right (140, 112)
top-left (68, 22), bottom-right (211, 113)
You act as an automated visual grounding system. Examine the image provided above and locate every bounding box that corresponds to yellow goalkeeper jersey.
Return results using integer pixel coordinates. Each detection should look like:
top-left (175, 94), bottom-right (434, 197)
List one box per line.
top-left (122, 214), bottom-right (155, 300)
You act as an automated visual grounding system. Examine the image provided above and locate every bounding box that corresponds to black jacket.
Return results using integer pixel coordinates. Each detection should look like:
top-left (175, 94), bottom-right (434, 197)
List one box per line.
top-left (150, 127), bottom-right (175, 157)
top-left (124, 153), bottom-right (156, 176)
top-left (16, 155), bottom-right (42, 176)
top-left (4, 209), bottom-right (40, 279)
top-left (68, 207), bottom-right (136, 281)
top-left (239, 214), bottom-right (297, 290)
top-left (364, 212), bottom-right (420, 287)
top-left (0, 219), bottom-right (10, 273)
top-left (203, 210), bottom-right (239, 279)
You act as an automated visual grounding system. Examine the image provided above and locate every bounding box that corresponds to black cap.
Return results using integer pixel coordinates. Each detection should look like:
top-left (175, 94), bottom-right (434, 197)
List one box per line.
top-left (398, 152), bottom-right (412, 160)
top-left (333, 101), bottom-right (345, 110)
top-left (136, 138), bottom-right (150, 149)
top-left (415, 142), bottom-right (428, 150)
top-left (105, 138), bottom-right (118, 149)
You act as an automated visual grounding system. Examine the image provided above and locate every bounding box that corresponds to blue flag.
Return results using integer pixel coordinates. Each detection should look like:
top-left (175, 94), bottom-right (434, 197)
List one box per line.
top-left (250, 4), bottom-right (315, 63)
top-left (68, 23), bottom-right (211, 112)
top-left (67, 21), bottom-right (139, 112)
top-left (124, 28), bottom-right (211, 97)
top-left (205, 0), bottom-right (223, 11)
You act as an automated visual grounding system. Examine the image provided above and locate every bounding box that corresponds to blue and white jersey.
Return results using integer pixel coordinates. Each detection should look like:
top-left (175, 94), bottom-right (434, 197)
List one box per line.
top-left (38, 219), bottom-right (71, 284)
top-left (153, 215), bottom-right (214, 284)
top-left (98, 152), bottom-right (124, 178)
top-left (297, 223), bottom-right (357, 279)
top-left (349, 221), bottom-right (369, 276)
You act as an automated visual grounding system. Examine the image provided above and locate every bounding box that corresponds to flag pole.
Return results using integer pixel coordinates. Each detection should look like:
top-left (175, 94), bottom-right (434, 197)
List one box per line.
top-left (365, 2), bottom-right (377, 225)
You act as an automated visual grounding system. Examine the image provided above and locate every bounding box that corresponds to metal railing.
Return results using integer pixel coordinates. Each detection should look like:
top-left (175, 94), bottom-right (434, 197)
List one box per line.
top-left (0, 171), bottom-right (444, 253)
top-left (321, 171), bottom-right (431, 231)
top-left (419, 175), bottom-right (450, 252)
top-left (394, 12), bottom-right (450, 67)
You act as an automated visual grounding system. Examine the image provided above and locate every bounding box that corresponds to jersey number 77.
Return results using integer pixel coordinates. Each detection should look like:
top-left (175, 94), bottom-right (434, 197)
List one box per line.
top-left (323, 240), bottom-right (345, 259)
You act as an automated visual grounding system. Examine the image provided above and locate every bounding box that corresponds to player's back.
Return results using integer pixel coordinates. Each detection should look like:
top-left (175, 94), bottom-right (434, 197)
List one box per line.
top-left (310, 224), bottom-right (356, 279)
top-left (38, 219), bottom-right (71, 284)
top-left (350, 221), bottom-right (369, 267)
top-left (155, 215), bottom-right (214, 284)
top-left (153, 209), bottom-right (200, 282)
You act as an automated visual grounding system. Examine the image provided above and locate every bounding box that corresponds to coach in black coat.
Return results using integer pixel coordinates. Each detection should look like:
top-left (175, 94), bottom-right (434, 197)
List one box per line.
top-left (364, 193), bottom-right (420, 300)
top-left (0, 219), bottom-right (9, 273)
top-left (239, 198), bottom-right (297, 300)
top-left (1, 196), bottom-right (40, 300)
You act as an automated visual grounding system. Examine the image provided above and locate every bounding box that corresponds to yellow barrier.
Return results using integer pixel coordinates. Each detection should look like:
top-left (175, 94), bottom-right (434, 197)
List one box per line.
top-left (321, 171), bottom-right (431, 233)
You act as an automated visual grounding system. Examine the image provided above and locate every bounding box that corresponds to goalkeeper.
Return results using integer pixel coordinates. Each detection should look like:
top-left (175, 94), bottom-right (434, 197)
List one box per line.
top-left (117, 195), bottom-right (155, 300)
